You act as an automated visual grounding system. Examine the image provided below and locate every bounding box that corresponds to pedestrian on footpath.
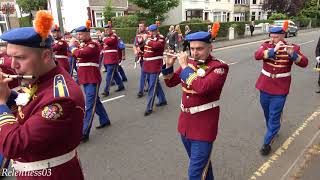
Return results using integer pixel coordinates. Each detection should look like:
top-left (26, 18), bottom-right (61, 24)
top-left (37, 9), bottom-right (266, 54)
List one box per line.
top-left (70, 20), bottom-right (111, 143)
top-left (162, 30), bottom-right (228, 180)
top-left (183, 25), bottom-right (191, 52)
top-left (0, 10), bottom-right (85, 179)
top-left (143, 24), bottom-right (167, 116)
top-left (315, 36), bottom-right (320, 93)
top-left (250, 21), bottom-right (255, 36)
top-left (254, 21), bottom-right (308, 156)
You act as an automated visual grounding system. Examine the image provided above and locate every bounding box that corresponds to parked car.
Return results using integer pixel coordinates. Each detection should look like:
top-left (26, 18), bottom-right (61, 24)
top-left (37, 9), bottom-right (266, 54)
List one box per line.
top-left (70, 28), bottom-right (98, 39)
top-left (270, 20), bottom-right (298, 38)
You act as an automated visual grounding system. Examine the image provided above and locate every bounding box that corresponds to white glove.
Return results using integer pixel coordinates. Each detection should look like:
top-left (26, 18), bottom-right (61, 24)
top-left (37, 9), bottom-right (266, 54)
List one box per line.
top-left (316, 56), bottom-right (320, 63)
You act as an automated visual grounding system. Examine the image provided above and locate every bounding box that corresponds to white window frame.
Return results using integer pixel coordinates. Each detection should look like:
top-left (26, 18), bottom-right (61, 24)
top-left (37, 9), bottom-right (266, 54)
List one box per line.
top-left (95, 12), bottom-right (105, 28)
top-left (234, 12), bottom-right (245, 21)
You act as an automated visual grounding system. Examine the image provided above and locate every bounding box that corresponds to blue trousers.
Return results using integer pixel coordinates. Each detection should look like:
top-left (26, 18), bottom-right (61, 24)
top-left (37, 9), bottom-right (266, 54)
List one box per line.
top-left (181, 136), bottom-right (214, 180)
top-left (83, 84), bottom-right (110, 137)
top-left (138, 61), bottom-right (147, 93)
top-left (260, 91), bottom-right (287, 145)
top-left (145, 72), bottom-right (166, 111)
top-left (104, 64), bottom-right (124, 93)
top-left (118, 65), bottom-right (127, 81)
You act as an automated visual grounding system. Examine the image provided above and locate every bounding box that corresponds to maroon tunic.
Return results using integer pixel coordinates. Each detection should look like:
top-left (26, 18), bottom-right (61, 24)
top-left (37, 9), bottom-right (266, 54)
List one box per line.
top-left (72, 39), bottom-right (101, 85)
top-left (163, 56), bottom-right (229, 142)
top-left (143, 34), bottom-right (165, 73)
top-left (0, 52), bottom-right (19, 89)
top-left (254, 41), bottom-right (308, 95)
top-left (0, 66), bottom-right (85, 179)
top-left (52, 39), bottom-right (70, 73)
top-left (102, 32), bottom-right (119, 65)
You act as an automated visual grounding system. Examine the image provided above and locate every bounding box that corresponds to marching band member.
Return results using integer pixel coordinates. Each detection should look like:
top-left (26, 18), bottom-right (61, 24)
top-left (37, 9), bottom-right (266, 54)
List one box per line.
top-left (254, 21), bottom-right (308, 156)
top-left (0, 11), bottom-right (85, 179)
top-left (143, 24), bottom-right (167, 116)
top-left (70, 20), bottom-right (111, 142)
top-left (133, 22), bottom-right (148, 98)
top-left (162, 30), bottom-right (228, 180)
top-left (51, 24), bottom-right (70, 73)
top-left (101, 24), bottom-right (125, 97)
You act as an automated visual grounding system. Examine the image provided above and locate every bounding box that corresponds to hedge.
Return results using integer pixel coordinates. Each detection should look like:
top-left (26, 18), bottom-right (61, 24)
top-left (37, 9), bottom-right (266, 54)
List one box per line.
top-left (19, 15), bottom-right (32, 27)
top-left (95, 18), bottom-right (318, 44)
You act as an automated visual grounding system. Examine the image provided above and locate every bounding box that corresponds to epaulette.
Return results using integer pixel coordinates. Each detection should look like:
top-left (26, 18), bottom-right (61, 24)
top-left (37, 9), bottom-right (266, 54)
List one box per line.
top-left (53, 74), bottom-right (69, 98)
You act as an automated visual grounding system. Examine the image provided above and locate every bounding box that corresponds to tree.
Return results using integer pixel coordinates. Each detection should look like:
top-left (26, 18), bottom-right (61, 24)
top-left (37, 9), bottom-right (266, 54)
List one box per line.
top-left (16, 0), bottom-right (47, 14)
top-left (262, 0), bottom-right (305, 17)
top-left (129, 0), bottom-right (179, 22)
top-left (298, 0), bottom-right (320, 18)
top-left (103, 0), bottom-right (116, 24)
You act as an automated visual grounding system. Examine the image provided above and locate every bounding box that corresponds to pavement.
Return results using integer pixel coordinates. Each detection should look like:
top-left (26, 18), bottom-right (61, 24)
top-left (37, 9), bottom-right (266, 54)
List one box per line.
top-left (4, 28), bottom-right (320, 180)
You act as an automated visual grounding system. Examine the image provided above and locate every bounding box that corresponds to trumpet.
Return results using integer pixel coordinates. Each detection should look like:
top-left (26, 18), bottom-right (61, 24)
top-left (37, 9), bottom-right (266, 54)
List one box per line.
top-left (163, 52), bottom-right (205, 63)
top-left (1, 72), bottom-right (35, 79)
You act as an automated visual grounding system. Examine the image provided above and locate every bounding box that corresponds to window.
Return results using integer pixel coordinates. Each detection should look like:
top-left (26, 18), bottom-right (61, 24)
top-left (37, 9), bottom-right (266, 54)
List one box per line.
top-left (258, 12), bottom-right (261, 20)
top-left (251, 12), bottom-right (256, 21)
top-left (216, 0), bottom-right (221, 1)
top-left (252, 0), bottom-right (256, 4)
top-left (235, 0), bottom-right (246, 4)
top-left (234, 13), bottom-right (245, 21)
top-left (115, 11), bottom-right (124, 17)
top-left (186, 10), bottom-right (203, 21)
top-left (95, 12), bottom-right (105, 28)
top-left (222, 12), bottom-right (227, 22)
top-left (213, 12), bottom-right (221, 22)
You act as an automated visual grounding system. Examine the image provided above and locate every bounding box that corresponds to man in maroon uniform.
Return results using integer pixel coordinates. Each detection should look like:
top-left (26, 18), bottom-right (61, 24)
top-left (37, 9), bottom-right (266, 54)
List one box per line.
top-left (143, 24), bottom-right (167, 116)
top-left (254, 22), bottom-right (308, 155)
top-left (101, 24), bottom-right (125, 97)
top-left (51, 25), bottom-right (70, 73)
top-left (133, 22), bottom-right (148, 98)
top-left (162, 31), bottom-right (229, 180)
top-left (70, 20), bottom-right (111, 142)
top-left (0, 11), bottom-right (85, 179)
top-left (0, 47), bottom-right (19, 89)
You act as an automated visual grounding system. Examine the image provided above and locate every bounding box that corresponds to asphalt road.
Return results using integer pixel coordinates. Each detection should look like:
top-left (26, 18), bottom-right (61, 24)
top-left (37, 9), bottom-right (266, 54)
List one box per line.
top-left (6, 30), bottom-right (320, 180)
top-left (76, 30), bottom-right (320, 180)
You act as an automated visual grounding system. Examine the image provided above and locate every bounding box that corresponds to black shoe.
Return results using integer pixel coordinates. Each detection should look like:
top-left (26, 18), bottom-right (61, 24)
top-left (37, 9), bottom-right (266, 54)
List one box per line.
top-left (144, 88), bottom-right (148, 92)
top-left (115, 87), bottom-right (125, 92)
top-left (137, 92), bottom-right (144, 98)
top-left (122, 79), bottom-right (128, 82)
top-left (110, 82), bottom-right (115, 86)
top-left (156, 102), bottom-right (167, 107)
top-left (316, 90), bottom-right (320, 93)
top-left (144, 110), bottom-right (152, 116)
top-left (101, 92), bottom-right (109, 97)
top-left (260, 144), bottom-right (271, 156)
top-left (81, 135), bottom-right (89, 143)
top-left (96, 122), bottom-right (111, 129)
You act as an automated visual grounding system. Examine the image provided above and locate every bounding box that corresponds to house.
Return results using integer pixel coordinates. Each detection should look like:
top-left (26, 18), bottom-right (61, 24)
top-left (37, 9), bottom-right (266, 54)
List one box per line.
top-left (164, 0), bottom-right (242, 25)
top-left (48, 0), bottom-right (128, 32)
top-left (233, 0), bottom-right (249, 21)
top-left (249, 0), bottom-right (267, 21)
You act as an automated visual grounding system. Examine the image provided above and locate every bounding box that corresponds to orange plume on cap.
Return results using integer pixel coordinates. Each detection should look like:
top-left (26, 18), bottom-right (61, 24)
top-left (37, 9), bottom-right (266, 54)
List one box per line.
top-left (211, 22), bottom-right (220, 38)
top-left (86, 20), bottom-right (91, 29)
top-left (34, 10), bottom-right (54, 40)
top-left (282, 20), bottom-right (289, 32)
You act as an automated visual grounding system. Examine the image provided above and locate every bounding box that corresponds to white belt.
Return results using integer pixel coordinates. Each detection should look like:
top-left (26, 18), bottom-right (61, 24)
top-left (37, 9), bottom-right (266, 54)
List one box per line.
top-left (180, 100), bottom-right (220, 114)
top-left (144, 56), bottom-right (163, 61)
top-left (261, 69), bottom-right (291, 78)
top-left (54, 55), bottom-right (68, 59)
top-left (102, 50), bottom-right (118, 53)
top-left (12, 149), bottom-right (77, 172)
top-left (77, 62), bottom-right (99, 67)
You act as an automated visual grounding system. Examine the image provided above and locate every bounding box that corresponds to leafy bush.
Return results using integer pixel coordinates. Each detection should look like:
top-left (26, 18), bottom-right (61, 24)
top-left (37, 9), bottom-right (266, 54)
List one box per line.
top-left (268, 13), bottom-right (288, 20)
top-left (179, 18), bottom-right (211, 24)
top-left (111, 15), bottom-right (139, 28)
top-left (19, 15), bottom-right (32, 27)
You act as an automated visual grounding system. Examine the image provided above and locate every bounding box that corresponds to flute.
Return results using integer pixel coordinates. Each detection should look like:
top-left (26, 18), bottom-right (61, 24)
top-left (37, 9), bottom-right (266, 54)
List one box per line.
top-left (163, 52), bottom-right (205, 63)
top-left (1, 72), bottom-right (35, 79)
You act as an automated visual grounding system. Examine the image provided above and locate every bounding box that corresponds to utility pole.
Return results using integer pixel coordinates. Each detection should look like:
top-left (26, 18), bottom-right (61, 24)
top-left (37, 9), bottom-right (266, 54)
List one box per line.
top-left (56, 0), bottom-right (64, 36)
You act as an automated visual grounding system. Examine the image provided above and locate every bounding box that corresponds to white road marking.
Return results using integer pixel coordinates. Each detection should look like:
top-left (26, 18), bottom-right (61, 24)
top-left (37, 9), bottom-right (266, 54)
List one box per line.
top-left (298, 40), bottom-right (314, 46)
top-left (227, 62), bottom-right (239, 65)
top-left (214, 39), bottom-right (268, 51)
top-left (102, 95), bottom-right (125, 103)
